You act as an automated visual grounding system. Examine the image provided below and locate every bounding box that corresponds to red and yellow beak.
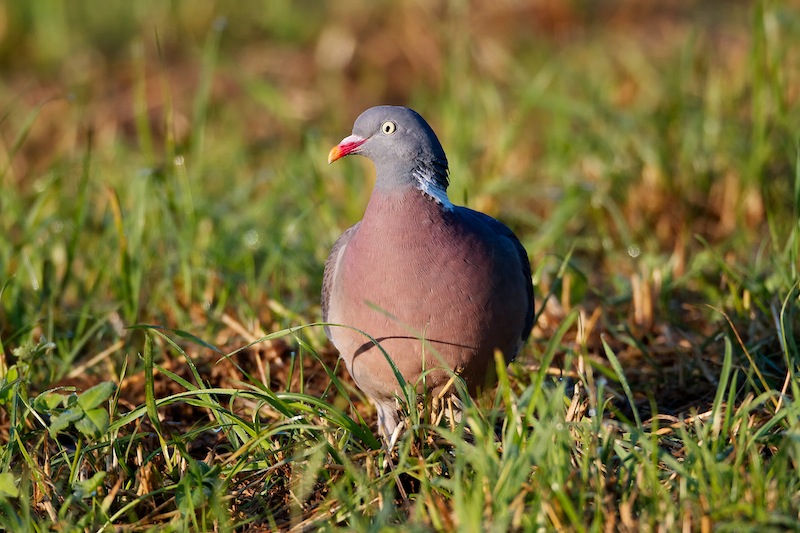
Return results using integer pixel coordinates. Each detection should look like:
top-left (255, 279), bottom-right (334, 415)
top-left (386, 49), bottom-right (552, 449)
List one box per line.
top-left (328, 135), bottom-right (367, 164)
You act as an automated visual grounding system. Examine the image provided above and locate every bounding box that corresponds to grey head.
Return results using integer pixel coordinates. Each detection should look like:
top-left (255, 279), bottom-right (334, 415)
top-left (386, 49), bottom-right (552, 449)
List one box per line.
top-left (328, 106), bottom-right (451, 204)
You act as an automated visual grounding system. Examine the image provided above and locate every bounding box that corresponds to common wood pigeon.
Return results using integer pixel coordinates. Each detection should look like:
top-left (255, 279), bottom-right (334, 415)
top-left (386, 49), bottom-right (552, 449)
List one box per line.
top-left (323, 106), bottom-right (534, 442)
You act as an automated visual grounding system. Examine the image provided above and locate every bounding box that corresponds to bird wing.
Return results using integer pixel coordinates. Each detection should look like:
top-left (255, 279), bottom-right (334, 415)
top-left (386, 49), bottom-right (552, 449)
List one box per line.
top-left (459, 208), bottom-right (535, 346)
top-left (321, 222), bottom-right (361, 340)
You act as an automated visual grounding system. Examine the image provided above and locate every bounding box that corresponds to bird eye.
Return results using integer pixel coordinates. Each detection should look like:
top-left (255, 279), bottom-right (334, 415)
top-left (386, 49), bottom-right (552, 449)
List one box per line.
top-left (381, 121), bottom-right (397, 135)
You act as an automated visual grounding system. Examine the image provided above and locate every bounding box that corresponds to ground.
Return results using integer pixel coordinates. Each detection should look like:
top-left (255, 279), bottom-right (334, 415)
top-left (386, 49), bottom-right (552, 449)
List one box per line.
top-left (0, 0), bottom-right (799, 530)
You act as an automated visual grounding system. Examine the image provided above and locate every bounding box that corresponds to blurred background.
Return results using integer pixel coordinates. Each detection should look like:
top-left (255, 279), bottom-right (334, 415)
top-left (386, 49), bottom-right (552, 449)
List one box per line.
top-left (1, 0), bottom-right (798, 393)
top-left (3, 4), bottom-right (800, 527)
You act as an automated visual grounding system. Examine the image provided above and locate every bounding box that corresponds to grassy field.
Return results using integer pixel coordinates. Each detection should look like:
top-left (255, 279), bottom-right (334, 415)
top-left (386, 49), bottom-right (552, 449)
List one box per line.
top-left (1, 0), bottom-right (799, 530)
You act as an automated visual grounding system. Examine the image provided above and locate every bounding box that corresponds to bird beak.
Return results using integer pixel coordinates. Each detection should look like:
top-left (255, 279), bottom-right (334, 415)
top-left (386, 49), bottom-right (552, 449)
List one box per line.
top-left (328, 135), bottom-right (367, 164)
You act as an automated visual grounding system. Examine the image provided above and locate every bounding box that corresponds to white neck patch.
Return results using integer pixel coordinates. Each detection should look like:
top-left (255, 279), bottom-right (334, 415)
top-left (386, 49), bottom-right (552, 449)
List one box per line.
top-left (412, 167), bottom-right (453, 210)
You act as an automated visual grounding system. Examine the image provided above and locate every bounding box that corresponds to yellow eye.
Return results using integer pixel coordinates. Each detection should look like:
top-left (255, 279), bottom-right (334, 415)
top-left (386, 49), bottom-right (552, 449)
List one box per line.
top-left (381, 121), bottom-right (397, 135)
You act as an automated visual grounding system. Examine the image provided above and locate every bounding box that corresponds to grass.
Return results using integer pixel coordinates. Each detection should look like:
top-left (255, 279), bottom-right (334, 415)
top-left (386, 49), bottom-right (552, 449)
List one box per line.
top-left (1, 0), bottom-right (799, 530)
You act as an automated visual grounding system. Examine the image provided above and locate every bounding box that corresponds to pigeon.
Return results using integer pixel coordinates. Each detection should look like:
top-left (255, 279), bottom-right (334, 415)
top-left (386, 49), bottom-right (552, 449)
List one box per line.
top-left (322, 105), bottom-right (534, 442)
